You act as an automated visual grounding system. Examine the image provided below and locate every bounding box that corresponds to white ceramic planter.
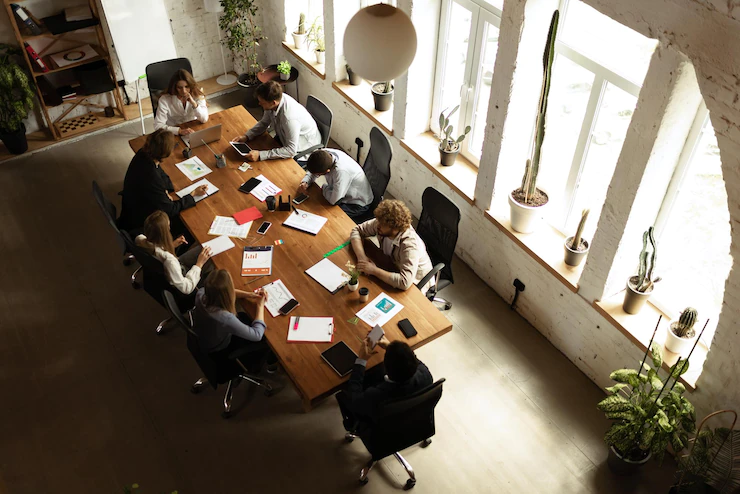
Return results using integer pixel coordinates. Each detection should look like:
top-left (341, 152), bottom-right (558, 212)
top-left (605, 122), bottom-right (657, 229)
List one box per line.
top-left (665, 320), bottom-right (699, 355)
top-left (508, 191), bottom-right (546, 233)
top-left (348, 281), bottom-right (359, 292)
top-left (279, 72), bottom-right (290, 81)
top-left (315, 50), bottom-right (325, 64)
top-left (292, 32), bottom-right (308, 50)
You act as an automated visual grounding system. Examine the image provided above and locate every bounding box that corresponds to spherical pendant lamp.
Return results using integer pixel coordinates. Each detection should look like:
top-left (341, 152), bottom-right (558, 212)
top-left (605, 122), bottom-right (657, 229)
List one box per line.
top-left (343, 4), bottom-right (417, 82)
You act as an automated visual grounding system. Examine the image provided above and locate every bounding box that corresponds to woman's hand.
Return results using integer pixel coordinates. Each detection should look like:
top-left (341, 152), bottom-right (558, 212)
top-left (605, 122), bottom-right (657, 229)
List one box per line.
top-left (191, 184), bottom-right (208, 197)
top-left (179, 127), bottom-right (194, 136)
top-left (255, 288), bottom-right (268, 305)
top-left (195, 246), bottom-right (212, 267)
top-left (174, 235), bottom-right (188, 248)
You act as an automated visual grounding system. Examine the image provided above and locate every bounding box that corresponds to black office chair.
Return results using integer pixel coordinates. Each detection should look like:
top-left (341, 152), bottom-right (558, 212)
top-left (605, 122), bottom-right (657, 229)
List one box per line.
top-left (162, 291), bottom-right (276, 419)
top-left (416, 188), bottom-right (460, 311)
top-left (91, 181), bottom-right (140, 284)
top-left (122, 231), bottom-right (194, 333)
top-left (294, 95), bottom-right (333, 162)
top-left (145, 58), bottom-right (193, 117)
top-left (354, 127), bottom-right (393, 224)
top-left (345, 378), bottom-right (445, 489)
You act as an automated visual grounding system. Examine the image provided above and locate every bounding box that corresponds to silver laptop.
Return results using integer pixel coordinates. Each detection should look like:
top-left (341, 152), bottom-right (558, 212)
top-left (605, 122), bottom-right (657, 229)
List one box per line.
top-left (181, 124), bottom-right (222, 149)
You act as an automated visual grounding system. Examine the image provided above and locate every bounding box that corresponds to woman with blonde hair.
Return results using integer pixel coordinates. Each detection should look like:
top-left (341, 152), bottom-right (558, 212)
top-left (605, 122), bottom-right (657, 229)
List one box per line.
top-left (135, 210), bottom-right (213, 295)
top-left (350, 199), bottom-right (433, 292)
top-left (153, 69), bottom-right (209, 135)
top-left (193, 269), bottom-right (277, 373)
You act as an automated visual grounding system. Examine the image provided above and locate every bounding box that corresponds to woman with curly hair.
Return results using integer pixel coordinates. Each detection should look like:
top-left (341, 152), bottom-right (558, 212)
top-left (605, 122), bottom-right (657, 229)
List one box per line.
top-left (350, 199), bottom-right (433, 292)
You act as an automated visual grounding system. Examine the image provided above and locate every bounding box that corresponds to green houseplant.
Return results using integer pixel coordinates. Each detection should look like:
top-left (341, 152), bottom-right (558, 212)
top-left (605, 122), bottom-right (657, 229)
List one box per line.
top-left (346, 261), bottom-right (360, 291)
top-left (598, 341), bottom-right (696, 475)
top-left (371, 80), bottom-right (393, 112)
top-left (0, 43), bottom-right (35, 155)
top-left (564, 209), bottom-right (590, 266)
top-left (666, 307), bottom-right (700, 356)
top-left (292, 13), bottom-right (308, 50)
top-left (307, 17), bottom-right (325, 64)
top-left (623, 226), bottom-right (661, 314)
top-left (219, 0), bottom-right (265, 107)
top-left (437, 105), bottom-right (471, 167)
top-left (277, 60), bottom-right (291, 81)
top-left (508, 10), bottom-right (559, 233)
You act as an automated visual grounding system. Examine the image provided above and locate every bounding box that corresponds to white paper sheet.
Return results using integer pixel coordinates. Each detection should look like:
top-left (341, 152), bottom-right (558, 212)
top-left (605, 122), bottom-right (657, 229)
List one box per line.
top-left (305, 258), bottom-right (351, 293)
top-left (250, 174), bottom-right (282, 202)
top-left (201, 235), bottom-right (235, 256)
top-left (175, 156), bottom-right (212, 181)
top-left (176, 178), bottom-right (218, 202)
top-left (208, 216), bottom-right (251, 238)
top-left (282, 208), bottom-right (328, 235)
top-left (287, 316), bottom-right (334, 343)
top-left (356, 292), bottom-right (404, 327)
top-left (259, 279), bottom-right (296, 318)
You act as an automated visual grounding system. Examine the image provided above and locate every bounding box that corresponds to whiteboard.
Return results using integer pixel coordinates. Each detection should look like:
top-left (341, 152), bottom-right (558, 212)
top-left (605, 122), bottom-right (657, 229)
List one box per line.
top-left (100, 0), bottom-right (178, 83)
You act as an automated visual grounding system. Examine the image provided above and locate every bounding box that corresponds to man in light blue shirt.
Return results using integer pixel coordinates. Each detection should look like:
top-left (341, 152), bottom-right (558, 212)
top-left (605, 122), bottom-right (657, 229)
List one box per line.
top-left (298, 149), bottom-right (374, 219)
top-left (234, 81), bottom-right (321, 161)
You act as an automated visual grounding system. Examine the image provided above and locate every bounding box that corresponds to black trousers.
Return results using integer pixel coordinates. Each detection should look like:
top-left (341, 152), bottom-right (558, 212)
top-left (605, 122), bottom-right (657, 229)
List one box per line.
top-left (339, 202), bottom-right (371, 220)
top-left (336, 364), bottom-right (386, 432)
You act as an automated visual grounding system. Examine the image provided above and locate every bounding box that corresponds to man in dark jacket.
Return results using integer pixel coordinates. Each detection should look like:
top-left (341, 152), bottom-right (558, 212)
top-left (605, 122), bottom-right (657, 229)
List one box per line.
top-left (117, 129), bottom-right (205, 234)
top-left (336, 337), bottom-right (433, 432)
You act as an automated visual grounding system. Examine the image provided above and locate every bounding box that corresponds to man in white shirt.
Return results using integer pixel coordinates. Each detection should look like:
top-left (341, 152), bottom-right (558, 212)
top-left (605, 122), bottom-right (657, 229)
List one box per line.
top-left (233, 81), bottom-right (321, 162)
top-left (298, 149), bottom-right (374, 219)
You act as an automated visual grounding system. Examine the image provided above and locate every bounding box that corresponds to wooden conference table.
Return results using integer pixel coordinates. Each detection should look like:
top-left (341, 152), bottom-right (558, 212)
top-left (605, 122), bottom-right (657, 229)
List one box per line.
top-left (129, 106), bottom-right (452, 410)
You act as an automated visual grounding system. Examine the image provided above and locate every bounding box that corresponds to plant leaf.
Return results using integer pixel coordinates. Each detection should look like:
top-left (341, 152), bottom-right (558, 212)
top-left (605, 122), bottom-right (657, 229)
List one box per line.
top-left (651, 342), bottom-right (663, 369)
top-left (610, 368), bottom-right (641, 388)
top-left (605, 383), bottom-right (627, 395)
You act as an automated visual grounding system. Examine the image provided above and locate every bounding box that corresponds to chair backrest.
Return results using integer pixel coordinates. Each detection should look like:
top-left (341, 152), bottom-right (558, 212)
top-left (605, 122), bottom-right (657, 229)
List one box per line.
top-left (145, 58), bottom-right (192, 117)
top-left (92, 180), bottom-right (127, 255)
top-left (361, 378), bottom-right (445, 461)
top-left (162, 290), bottom-right (192, 332)
top-left (416, 188), bottom-right (460, 283)
top-left (363, 127), bottom-right (392, 209)
top-left (121, 230), bottom-right (168, 305)
top-left (306, 95), bottom-right (333, 148)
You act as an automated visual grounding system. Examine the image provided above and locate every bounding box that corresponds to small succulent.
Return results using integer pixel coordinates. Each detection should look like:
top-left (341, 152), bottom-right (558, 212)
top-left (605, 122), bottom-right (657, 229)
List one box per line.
top-left (673, 307), bottom-right (698, 338)
top-left (277, 60), bottom-right (291, 75)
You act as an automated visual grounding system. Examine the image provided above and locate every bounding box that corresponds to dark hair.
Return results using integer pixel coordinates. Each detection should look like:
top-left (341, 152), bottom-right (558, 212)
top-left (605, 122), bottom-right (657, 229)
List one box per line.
top-left (165, 69), bottom-right (204, 99)
top-left (306, 150), bottom-right (335, 174)
top-left (384, 341), bottom-right (419, 383)
top-left (141, 128), bottom-right (175, 160)
top-left (256, 81), bottom-right (283, 102)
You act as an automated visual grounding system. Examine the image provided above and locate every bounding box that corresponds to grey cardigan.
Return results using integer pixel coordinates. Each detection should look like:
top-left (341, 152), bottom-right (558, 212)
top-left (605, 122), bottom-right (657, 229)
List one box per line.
top-left (193, 288), bottom-right (266, 353)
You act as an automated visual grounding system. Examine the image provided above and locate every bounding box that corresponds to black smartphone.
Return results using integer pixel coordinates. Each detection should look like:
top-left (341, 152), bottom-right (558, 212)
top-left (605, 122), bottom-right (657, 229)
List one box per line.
top-left (239, 177), bottom-right (262, 194)
top-left (398, 318), bottom-right (417, 338)
top-left (256, 221), bottom-right (272, 235)
top-left (279, 298), bottom-right (300, 315)
top-left (293, 193), bottom-right (309, 204)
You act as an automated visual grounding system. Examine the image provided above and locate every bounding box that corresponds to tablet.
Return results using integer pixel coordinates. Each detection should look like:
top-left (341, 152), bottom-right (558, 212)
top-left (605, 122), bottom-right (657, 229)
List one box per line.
top-left (321, 341), bottom-right (358, 377)
top-left (239, 177), bottom-right (262, 194)
top-left (231, 141), bottom-right (253, 156)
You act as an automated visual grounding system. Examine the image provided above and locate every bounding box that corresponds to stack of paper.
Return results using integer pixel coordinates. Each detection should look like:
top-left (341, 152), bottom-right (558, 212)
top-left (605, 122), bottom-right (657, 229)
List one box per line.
top-left (356, 293), bottom-right (404, 327)
top-left (283, 208), bottom-right (328, 235)
top-left (287, 316), bottom-right (334, 343)
top-left (208, 216), bottom-right (251, 238)
top-left (242, 246), bottom-right (273, 276)
top-left (260, 279), bottom-right (296, 318)
top-left (305, 258), bottom-right (351, 293)
top-left (250, 174), bottom-right (282, 202)
top-left (202, 236), bottom-right (235, 256)
top-left (176, 179), bottom-right (218, 202)
top-left (176, 156), bottom-right (212, 181)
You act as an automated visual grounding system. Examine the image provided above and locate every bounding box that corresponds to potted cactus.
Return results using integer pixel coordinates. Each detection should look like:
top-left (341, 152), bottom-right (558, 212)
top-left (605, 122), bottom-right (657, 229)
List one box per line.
top-left (346, 64), bottom-right (362, 86)
top-left (292, 13), bottom-right (308, 50)
top-left (666, 307), bottom-right (699, 356)
top-left (307, 17), bottom-right (325, 64)
top-left (438, 106), bottom-right (471, 166)
top-left (277, 60), bottom-right (291, 81)
top-left (372, 81), bottom-right (393, 112)
top-left (623, 226), bottom-right (661, 314)
top-left (508, 10), bottom-right (559, 233)
top-left (564, 209), bottom-right (590, 266)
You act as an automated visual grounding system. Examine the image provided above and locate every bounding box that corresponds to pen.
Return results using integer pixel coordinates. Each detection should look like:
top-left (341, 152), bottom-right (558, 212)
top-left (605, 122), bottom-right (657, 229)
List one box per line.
top-left (291, 204), bottom-right (299, 215)
top-left (293, 316), bottom-right (300, 330)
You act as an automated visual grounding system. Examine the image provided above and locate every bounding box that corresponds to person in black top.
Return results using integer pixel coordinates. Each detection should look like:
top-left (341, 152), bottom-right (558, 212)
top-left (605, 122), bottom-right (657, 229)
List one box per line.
top-left (336, 337), bottom-right (433, 433)
top-left (117, 129), bottom-right (206, 235)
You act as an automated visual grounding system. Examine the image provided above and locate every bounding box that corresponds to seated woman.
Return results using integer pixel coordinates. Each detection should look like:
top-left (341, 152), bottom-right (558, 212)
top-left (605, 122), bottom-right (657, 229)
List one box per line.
top-left (118, 128), bottom-right (206, 235)
top-left (153, 69), bottom-right (208, 136)
top-left (135, 211), bottom-right (213, 295)
top-left (193, 269), bottom-right (277, 373)
top-left (350, 200), bottom-right (433, 293)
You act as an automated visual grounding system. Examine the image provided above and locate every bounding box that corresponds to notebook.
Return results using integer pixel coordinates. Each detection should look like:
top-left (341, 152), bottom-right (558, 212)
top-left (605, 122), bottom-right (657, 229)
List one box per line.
top-left (305, 258), bottom-right (351, 293)
top-left (202, 235), bottom-right (235, 256)
top-left (321, 341), bottom-right (358, 376)
top-left (233, 206), bottom-right (262, 225)
top-left (176, 179), bottom-right (219, 203)
top-left (241, 246), bottom-right (273, 276)
top-left (283, 208), bottom-right (328, 235)
top-left (287, 316), bottom-right (334, 343)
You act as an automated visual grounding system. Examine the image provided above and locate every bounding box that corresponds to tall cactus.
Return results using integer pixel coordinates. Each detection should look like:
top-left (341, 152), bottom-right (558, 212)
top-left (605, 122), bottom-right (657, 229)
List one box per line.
top-left (674, 307), bottom-right (698, 337)
top-left (297, 13), bottom-right (306, 34)
top-left (570, 209), bottom-right (590, 250)
top-left (521, 10), bottom-right (559, 204)
top-left (635, 226), bottom-right (658, 292)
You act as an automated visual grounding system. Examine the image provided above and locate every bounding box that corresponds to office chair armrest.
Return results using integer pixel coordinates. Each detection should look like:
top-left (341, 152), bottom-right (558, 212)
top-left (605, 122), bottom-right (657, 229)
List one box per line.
top-left (294, 144), bottom-right (324, 161)
top-left (419, 263), bottom-right (444, 299)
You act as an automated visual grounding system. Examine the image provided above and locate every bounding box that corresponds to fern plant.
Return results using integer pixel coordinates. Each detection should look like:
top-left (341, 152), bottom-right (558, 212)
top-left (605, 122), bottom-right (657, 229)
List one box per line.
top-left (597, 342), bottom-right (696, 464)
top-left (219, 0), bottom-right (265, 84)
top-left (0, 43), bottom-right (35, 133)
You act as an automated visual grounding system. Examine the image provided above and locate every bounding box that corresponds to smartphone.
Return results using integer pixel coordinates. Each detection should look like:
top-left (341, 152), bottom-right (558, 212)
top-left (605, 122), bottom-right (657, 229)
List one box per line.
top-left (279, 298), bottom-right (300, 315)
top-left (368, 324), bottom-right (385, 348)
top-left (256, 221), bottom-right (272, 235)
top-left (230, 141), bottom-right (252, 156)
top-left (293, 193), bottom-right (309, 205)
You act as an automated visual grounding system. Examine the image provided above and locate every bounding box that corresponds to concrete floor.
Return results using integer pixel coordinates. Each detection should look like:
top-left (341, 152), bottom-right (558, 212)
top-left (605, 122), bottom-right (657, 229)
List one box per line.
top-left (0, 91), bottom-right (676, 493)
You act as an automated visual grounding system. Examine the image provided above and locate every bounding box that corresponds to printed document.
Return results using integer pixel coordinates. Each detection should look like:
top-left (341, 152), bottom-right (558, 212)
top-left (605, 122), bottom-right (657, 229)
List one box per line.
top-left (208, 216), bottom-right (251, 239)
top-left (259, 279), bottom-right (296, 318)
top-left (175, 156), bottom-right (212, 181)
top-left (176, 179), bottom-right (218, 202)
top-left (250, 174), bottom-right (282, 202)
top-left (241, 246), bottom-right (273, 276)
top-left (305, 258), bottom-right (351, 293)
top-left (283, 208), bottom-right (328, 235)
top-left (356, 292), bottom-right (404, 327)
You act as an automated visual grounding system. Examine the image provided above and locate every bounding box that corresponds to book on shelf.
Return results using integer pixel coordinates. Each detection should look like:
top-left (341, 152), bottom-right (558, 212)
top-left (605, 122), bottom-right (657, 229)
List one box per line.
top-left (59, 85), bottom-right (77, 100)
top-left (24, 43), bottom-right (48, 72)
top-left (11, 4), bottom-right (42, 35)
top-left (65, 6), bottom-right (93, 22)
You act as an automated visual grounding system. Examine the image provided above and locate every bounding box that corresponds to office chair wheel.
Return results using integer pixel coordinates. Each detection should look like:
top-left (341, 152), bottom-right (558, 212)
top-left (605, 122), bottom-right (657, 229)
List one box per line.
top-left (123, 258), bottom-right (132, 266)
top-left (421, 438), bottom-right (432, 447)
top-left (404, 479), bottom-right (416, 490)
top-left (221, 410), bottom-right (232, 419)
top-left (263, 383), bottom-right (276, 397)
top-left (132, 280), bottom-right (141, 289)
top-left (190, 385), bottom-right (202, 394)
top-left (359, 478), bottom-right (369, 486)
top-left (444, 302), bottom-right (452, 310)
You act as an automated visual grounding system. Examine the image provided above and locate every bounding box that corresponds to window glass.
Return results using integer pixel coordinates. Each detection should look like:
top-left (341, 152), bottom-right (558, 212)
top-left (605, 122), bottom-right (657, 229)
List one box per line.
top-left (481, 0), bottom-right (503, 10)
top-left (468, 21), bottom-right (499, 158)
top-left (438, 2), bottom-right (473, 123)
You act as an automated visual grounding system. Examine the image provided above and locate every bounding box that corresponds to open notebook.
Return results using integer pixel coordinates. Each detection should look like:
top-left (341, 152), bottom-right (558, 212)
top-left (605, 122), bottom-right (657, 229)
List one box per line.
top-left (176, 179), bottom-right (218, 203)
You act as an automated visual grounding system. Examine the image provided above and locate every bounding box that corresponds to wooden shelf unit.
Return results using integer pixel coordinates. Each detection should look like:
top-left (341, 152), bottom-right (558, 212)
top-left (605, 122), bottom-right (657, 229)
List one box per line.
top-left (3, 0), bottom-right (127, 140)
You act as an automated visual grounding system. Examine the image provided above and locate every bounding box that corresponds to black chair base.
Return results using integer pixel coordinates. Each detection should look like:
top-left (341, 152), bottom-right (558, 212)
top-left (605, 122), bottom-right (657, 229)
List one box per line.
top-left (191, 364), bottom-right (276, 419)
top-left (347, 435), bottom-right (433, 489)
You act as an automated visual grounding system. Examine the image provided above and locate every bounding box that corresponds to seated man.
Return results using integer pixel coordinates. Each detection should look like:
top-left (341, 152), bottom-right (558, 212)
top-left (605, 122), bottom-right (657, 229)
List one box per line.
top-left (233, 81), bottom-right (321, 162)
top-left (297, 149), bottom-right (374, 219)
top-left (350, 200), bottom-right (433, 292)
top-left (336, 337), bottom-right (433, 433)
